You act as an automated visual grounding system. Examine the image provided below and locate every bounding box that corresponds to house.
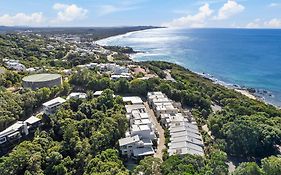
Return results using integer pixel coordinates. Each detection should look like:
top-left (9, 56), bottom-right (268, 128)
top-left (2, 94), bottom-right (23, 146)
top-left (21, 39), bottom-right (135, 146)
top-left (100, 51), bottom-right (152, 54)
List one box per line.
top-left (168, 141), bottom-right (204, 156)
top-left (43, 97), bottom-right (66, 115)
top-left (5, 60), bottom-right (26, 71)
top-left (147, 92), bottom-right (167, 105)
top-left (111, 73), bottom-right (132, 80)
top-left (119, 135), bottom-right (154, 158)
top-left (170, 136), bottom-right (204, 147)
top-left (26, 67), bottom-right (43, 74)
top-left (154, 102), bottom-right (178, 118)
top-left (168, 147), bottom-right (204, 156)
top-left (169, 125), bottom-right (200, 135)
top-left (160, 113), bottom-right (189, 128)
top-left (0, 116), bottom-right (41, 145)
top-left (123, 96), bottom-right (143, 105)
top-left (131, 124), bottom-right (156, 140)
top-left (66, 92), bottom-right (87, 100)
top-left (125, 104), bottom-right (146, 115)
top-left (119, 96), bottom-right (157, 159)
top-left (93, 91), bottom-right (103, 97)
top-left (147, 92), bottom-right (178, 118)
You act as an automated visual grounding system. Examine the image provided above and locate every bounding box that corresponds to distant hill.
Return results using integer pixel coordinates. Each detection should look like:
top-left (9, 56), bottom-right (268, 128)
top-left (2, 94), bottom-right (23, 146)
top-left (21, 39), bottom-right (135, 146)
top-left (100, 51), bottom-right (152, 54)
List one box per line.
top-left (0, 26), bottom-right (162, 40)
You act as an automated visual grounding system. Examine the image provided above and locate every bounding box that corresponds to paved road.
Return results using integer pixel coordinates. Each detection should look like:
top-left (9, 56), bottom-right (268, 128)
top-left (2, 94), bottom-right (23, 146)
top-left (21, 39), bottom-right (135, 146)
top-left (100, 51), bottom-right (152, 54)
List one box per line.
top-left (144, 102), bottom-right (166, 160)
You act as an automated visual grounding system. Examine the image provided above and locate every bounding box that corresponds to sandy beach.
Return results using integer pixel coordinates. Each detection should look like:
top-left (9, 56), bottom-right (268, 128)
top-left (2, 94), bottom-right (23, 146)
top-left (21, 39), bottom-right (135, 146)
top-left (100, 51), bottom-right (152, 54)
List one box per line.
top-left (234, 89), bottom-right (257, 100)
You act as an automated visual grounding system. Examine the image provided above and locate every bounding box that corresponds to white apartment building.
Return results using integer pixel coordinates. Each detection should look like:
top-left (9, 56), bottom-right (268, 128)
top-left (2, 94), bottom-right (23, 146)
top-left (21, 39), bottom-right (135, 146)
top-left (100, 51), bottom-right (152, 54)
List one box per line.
top-left (43, 97), bottom-right (66, 115)
top-left (0, 116), bottom-right (41, 146)
top-left (119, 135), bottom-right (154, 158)
top-left (119, 96), bottom-right (157, 159)
top-left (66, 92), bottom-right (87, 100)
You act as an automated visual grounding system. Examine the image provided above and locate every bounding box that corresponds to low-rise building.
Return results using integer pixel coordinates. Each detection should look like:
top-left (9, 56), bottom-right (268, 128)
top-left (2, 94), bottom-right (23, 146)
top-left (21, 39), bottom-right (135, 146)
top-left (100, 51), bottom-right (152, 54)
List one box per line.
top-left (26, 67), bottom-right (43, 74)
top-left (119, 96), bottom-right (157, 159)
top-left (119, 135), bottom-right (154, 158)
top-left (66, 92), bottom-right (87, 100)
top-left (43, 97), bottom-right (66, 115)
top-left (111, 73), bottom-right (132, 80)
top-left (5, 60), bottom-right (26, 71)
top-left (0, 116), bottom-right (41, 146)
top-left (160, 113), bottom-right (189, 128)
top-left (93, 91), bottom-right (103, 97)
top-left (123, 96), bottom-right (143, 105)
top-left (131, 124), bottom-right (156, 140)
top-left (154, 102), bottom-right (178, 118)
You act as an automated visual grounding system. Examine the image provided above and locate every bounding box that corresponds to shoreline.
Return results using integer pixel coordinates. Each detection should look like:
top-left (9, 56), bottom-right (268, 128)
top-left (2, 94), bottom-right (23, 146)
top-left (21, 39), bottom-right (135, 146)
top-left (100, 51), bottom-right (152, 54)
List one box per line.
top-left (97, 31), bottom-right (281, 109)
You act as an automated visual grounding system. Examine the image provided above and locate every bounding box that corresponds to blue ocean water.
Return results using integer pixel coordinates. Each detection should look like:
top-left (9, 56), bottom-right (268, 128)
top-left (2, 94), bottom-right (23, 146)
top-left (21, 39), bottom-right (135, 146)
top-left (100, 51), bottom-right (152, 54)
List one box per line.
top-left (97, 28), bottom-right (281, 106)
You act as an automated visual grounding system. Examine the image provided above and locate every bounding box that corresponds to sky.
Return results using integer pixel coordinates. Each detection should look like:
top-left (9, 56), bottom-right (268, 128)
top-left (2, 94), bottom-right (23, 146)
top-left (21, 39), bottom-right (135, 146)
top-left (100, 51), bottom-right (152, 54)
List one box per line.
top-left (0, 0), bottom-right (281, 28)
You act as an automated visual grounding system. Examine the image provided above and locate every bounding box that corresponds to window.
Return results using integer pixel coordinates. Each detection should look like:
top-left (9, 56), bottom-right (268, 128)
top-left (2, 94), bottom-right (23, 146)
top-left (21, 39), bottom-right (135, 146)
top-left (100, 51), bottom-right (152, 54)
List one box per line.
top-left (0, 137), bottom-right (7, 144)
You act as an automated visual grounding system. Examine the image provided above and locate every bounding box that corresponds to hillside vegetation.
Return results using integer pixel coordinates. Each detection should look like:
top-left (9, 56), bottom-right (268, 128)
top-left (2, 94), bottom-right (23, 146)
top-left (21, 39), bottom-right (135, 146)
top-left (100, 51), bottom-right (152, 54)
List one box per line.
top-left (0, 33), bottom-right (280, 175)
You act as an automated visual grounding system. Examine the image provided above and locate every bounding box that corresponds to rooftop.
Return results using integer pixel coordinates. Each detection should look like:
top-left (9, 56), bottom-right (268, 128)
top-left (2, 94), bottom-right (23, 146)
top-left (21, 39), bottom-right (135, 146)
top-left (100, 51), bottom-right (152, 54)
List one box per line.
top-left (66, 92), bottom-right (87, 100)
top-left (168, 147), bottom-right (204, 156)
top-left (170, 131), bottom-right (202, 140)
top-left (171, 122), bottom-right (199, 130)
top-left (168, 141), bottom-right (204, 153)
top-left (131, 124), bottom-right (150, 132)
top-left (0, 121), bottom-right (23, 137)
top-left (133, 146), bottom-right (155, 157)
top-left (132, 111), bottom-right (149, 120)
top-left (169, 126), bottom-right (200, 135)
top-left (93, 91), bottom-right (103, 96)
top-left (170, 136), bottom-right (204, 146)
top-left (119, 135), bottom-right (140, 146)
top-left (125, 104), bottom-right (146, 114)
top-left (123, 96), bottom-right (143, 104)
top-left (24, 116), bottom-right (41, 125)
top-left (43, 97), bottom-right (66, 107)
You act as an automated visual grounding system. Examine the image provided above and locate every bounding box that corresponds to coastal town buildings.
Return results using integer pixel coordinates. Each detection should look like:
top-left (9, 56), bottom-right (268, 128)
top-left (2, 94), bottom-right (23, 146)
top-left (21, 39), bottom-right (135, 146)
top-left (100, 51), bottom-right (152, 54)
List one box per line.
top-left (147, 92), bottom-right (205, 157)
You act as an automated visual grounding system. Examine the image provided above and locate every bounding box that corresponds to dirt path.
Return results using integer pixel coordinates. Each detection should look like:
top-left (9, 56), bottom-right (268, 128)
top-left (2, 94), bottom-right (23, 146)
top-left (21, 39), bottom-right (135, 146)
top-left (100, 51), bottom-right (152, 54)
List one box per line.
top-left (144, 102), bottom-right (166, 160)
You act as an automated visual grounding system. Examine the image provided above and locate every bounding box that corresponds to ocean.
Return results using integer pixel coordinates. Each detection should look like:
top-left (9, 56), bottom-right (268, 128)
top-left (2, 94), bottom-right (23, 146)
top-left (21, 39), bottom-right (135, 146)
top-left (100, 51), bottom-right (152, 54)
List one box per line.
top-left (97, 28), bottom-right (281, 107)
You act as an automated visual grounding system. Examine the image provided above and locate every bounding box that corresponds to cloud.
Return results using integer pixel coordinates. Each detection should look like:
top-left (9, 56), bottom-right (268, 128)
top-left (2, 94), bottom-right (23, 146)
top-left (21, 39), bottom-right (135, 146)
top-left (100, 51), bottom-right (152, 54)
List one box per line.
top-left (269, 3), bottom-right (281, 7)
top-left (214, 0), bottom-right (245, 20)
top-left (162, 4), bottom-right (213, 28)
top-left (246, 18), bottom-right (261, 28)
top-left (97, 5), bottom-right (136, 16)
top-left (0, 12), bottom-right (44, 26)
top-left (246, 18), bottom-right (281, 28)
top-left (264, 18), bottom-right (281, 28)
top-left (96, 0), bottom-right (144, 16)
top-left (51, 3), bottom-right (88, 23)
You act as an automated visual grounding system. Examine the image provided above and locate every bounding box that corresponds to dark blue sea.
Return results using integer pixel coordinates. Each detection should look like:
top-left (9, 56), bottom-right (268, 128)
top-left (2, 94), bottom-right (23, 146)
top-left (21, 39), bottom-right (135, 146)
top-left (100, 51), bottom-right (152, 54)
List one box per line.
top-left (97, 28), bottom-right (281, 106)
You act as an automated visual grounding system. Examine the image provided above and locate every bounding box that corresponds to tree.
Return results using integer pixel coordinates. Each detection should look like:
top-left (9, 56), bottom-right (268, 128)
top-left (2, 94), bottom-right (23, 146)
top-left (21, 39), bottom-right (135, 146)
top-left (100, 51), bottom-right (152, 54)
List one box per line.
top-left (233, 162), bottom-right (264, 175)
top-left (261, 156), bottom-right (281, 175)
top-left (129, 79), bottom-right (147, 95)
top-left (133, 156), bottom-right (162, 175)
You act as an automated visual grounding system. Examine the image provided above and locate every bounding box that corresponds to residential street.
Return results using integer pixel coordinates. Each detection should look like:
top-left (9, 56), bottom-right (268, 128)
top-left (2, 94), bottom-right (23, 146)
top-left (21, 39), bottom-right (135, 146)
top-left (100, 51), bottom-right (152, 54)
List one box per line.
top-left (144, 102), bottom-right (166, 160)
